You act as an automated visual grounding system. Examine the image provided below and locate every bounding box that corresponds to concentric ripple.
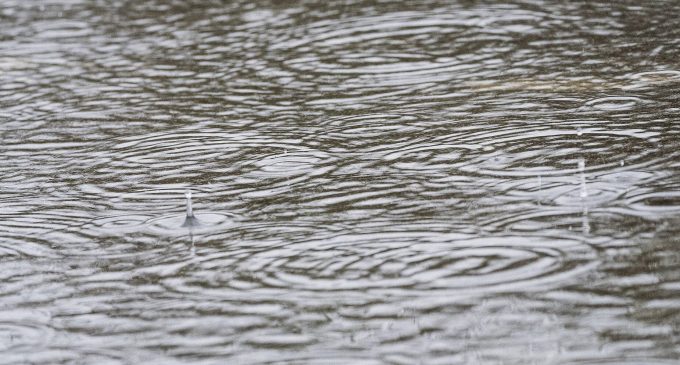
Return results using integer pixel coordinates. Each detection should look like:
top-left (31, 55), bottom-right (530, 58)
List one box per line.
top-left (309, 113), bottom-right (430, 152)
top-left (266, 6), bottom-right (555, 107)
top-left (146, 211), bottom-right (236, 235)
top-left (1, 0), bottom-right (679, 363)
top-left (181, 232), bottom-right (597, 294)
top-left (111, 129), bottom-right (248, 167)
top-left (457, 126), bottom-right (663, 177)
top-left (243, 149), bottom-right (333, 179)
top-left (83, 189), bottom-right (238, 237)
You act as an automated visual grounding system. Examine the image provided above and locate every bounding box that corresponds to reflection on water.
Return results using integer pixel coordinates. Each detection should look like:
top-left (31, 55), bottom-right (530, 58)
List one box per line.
top-left (1, 0), bottom-right (680, 363)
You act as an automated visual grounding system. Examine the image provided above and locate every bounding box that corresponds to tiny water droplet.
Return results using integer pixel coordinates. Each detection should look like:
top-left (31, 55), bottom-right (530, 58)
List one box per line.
top-left (620, 160), bottom-right (625, 166)
top-left (577, 127), bottom-right (583, 136)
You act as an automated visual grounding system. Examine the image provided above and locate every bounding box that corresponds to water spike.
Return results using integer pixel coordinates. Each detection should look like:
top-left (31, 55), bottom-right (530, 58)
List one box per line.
top-left (185, 189), bottom-right (193, 217)
top-left (578, 158), bottom-right (588, 199)
top-left (182, 189), bottom-right (200, 228)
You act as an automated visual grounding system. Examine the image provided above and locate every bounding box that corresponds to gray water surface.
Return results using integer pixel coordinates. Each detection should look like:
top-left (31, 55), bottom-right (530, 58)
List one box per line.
top-left (1, 1), bottom-right (680, 364)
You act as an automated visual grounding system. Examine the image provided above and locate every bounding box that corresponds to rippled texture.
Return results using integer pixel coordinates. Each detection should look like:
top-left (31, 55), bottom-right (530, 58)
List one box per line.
top-left (1, 0), bottom-right (680, 364)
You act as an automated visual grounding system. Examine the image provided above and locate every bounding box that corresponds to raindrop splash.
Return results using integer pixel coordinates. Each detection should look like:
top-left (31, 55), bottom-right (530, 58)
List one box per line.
top-left (182, 189), bottom-right (201, 228)
top-left (578, 158), bottom-right (588, 199)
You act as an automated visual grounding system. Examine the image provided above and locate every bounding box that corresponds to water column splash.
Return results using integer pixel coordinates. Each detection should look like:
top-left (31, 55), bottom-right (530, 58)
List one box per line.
top-left (182, 189), bottom-right (200, 228)
top-left (578, 159), bottom-right (590, 235)
top-left (185, 190), bottom-right (193, 217)
top-left (578, 158), bottom-right (588, 199)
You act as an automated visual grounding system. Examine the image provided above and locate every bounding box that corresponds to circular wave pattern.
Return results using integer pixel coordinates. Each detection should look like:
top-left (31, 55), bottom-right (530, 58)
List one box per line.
top-left (146, 211), bottom-right (236, 234)
top-left (87, 211), bottom-right (237, 237)
top-left (266, 8), bottom-right (550, 107)
top-left (309, 113), bottom-right (430, 152)
top-left (1, 1), bottom-right (679, 363)
top-left (186, 233), bottom-right (596, 294)
top-left (111, 129), bottom-right (247, 166)
top-left (243, 149), bottom-right (334, 179)
top-left (83, 189), bottom-right (239, 237)
top-left (457, 127), bottom-right (662, 177)
top-left (271, 13), bottom-right (475, 75)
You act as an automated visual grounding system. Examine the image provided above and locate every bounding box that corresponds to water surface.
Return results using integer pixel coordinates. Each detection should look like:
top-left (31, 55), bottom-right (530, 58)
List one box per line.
top-left (1, 1), bottom-right (680, 364)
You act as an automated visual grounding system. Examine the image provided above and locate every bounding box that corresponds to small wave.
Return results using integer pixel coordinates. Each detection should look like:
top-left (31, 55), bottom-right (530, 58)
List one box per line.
top-left (626, 191), bottom-right (680, 217)
top-left (582, 96), bottom-right (645, 111)
top-left (171, 231), bottom-right (597, 295)
top-left (624, 70), bottom-right (680, 90)
top-left (146, 211), bottom-right (236, 235)
top-left (264, 7), bottom-right (550, 107)
top-left (457, 127), bottom-right (662, 178)
top-left (243, 149), bottom-right (334, 180)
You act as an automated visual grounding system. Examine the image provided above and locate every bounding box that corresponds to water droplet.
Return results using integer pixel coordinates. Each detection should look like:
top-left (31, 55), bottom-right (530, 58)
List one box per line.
top-left (576, 127), bottom-right (583, 136)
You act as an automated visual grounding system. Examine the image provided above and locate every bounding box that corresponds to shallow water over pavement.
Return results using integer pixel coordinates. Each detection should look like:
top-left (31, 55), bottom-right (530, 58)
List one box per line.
top-left (1, 1), bottom-right (680, 364)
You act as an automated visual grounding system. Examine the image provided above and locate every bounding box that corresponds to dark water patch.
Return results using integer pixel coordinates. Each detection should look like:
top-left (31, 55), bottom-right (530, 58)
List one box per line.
top-left (626, 191), bottom-right (680, 217)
